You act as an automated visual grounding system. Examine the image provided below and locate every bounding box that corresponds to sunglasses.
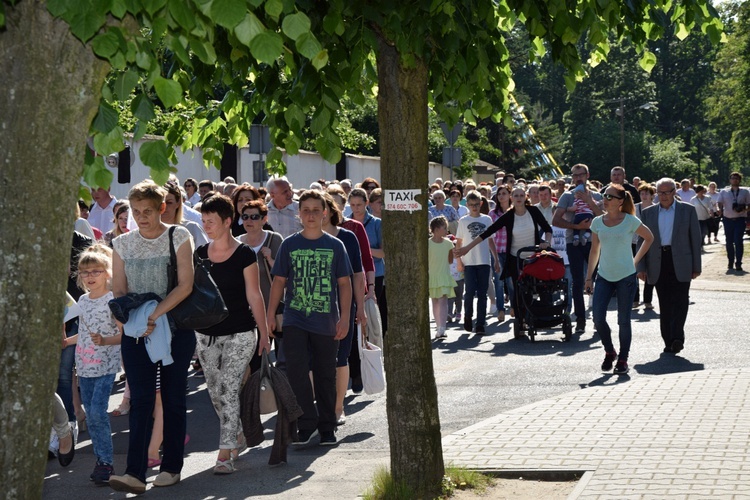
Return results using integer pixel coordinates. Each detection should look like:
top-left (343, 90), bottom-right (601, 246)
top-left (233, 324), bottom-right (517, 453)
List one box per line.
top-left (79, 270), bottom-right (106, 278)
top-left (602, 193), bottom-right (624, 200)
top-left (241, 213), bottom-right (263, 221)
top-left (364, 185), bottom-right (377, 190)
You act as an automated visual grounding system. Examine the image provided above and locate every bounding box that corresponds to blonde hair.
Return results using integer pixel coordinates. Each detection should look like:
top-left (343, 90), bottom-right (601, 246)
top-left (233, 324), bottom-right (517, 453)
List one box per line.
top-left (76, 244), bottom-right (113, 291)
top-left (128, 180), bottom-right (166, 208)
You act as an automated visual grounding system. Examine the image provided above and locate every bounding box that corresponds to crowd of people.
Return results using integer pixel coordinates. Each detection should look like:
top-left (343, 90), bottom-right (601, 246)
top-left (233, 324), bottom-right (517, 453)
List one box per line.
top-left (53, 165), bottom-right (746, 493)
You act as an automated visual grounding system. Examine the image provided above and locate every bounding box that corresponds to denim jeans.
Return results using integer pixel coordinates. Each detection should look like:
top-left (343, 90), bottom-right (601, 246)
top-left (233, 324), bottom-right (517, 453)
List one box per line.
top-left (491, 254), bottom-right (514, 313)
top-left (567, 242), bottom-right (592, 323)
top-left (79, 374), bottom-right (116, 464)
top-left (723, 217), bottom-right (745, 266)
top-left (463, 265), bottom-right (490, 327)
top-left (121, 328), bottom-right (196, 482)
top-left (592, 273), bottom-right (637, 361)
top-left (57, 319), bottom-right (77, 422)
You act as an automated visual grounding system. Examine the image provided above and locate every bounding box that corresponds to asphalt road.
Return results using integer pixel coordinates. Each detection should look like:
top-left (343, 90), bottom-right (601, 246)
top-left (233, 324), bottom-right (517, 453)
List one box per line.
top-left (42, 239), bottom-right (750, 499)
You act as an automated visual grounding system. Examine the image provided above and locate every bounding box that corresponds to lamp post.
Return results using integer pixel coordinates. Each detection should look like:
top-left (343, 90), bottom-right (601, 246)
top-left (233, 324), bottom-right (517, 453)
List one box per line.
top-left (615, 100), bottom-right (657, 170)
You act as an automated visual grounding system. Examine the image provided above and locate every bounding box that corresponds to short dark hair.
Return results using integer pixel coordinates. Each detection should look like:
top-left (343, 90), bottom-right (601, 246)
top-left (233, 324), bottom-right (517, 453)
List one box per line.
top-left (198, 180), bottom-right (215, 190)
top-left (199, 193), bottom-right (233, 220)
top-left (348, 188), bottom-right (368, 203)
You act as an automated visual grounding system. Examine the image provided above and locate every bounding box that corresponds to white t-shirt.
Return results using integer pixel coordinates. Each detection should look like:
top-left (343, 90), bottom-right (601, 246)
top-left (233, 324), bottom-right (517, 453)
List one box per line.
top-left (510, 211), bottom-right (536, 256)
top-left (456, 214), bottom-right (493, 266)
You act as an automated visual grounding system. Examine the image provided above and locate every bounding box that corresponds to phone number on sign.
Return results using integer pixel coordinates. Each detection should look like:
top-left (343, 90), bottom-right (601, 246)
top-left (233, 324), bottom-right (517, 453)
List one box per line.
top-left (386, 203), bottom-right (420, 211)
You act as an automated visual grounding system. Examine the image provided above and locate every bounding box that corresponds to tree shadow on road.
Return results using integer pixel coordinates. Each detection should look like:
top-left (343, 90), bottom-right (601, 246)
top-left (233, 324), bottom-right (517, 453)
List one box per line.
top-left (488, 330), bottom-right (599, 358)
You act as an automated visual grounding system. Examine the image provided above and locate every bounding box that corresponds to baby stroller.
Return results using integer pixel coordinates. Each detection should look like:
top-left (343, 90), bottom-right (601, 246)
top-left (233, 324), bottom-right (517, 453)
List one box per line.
top-left (513, 246), bottom-right (572, 342)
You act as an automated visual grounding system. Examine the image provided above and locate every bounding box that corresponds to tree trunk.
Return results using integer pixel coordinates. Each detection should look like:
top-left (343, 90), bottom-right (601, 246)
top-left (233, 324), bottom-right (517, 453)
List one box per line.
top-left (376, 37), bottom-right (445, 496)
top-left (0, 2), bottom-right (109, 498)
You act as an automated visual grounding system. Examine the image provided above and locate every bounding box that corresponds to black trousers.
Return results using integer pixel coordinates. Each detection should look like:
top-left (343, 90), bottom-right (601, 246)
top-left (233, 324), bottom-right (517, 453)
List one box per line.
top-left (654, 249), bottom-right (691, 347)
top-left (283, 325), bottom-right (339, 433)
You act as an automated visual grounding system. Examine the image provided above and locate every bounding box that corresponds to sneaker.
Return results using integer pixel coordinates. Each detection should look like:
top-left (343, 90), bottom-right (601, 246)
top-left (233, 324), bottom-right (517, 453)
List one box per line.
top-left (109, 474), bottom-right (146, 494)
top-left (613, 360), bottom-right (629, 374)
top-left (632, 301), bottom-right (640, 309)
top-left (644, 302), bottom-right (654, 310)
top-left (572, 234), bottom-right (580, 246)
top-left (575, 321), bottom-right (585, 334)
top-left (475, 323), bottom-right (485, 335)
top-left (293, 428), bottom-right (319, 446)
top-left (601, 351), bottom-right (617, 372)
top-left (90, 462), bottom-right (114, 485)
top-left (463, 317), bottom-right (473, 332)
top-left (489, 304), bottom-right (498, 315)
top-left (737, 263), bottom-right (744, 272)
top-left (319, 431), bottom-right (337, 446)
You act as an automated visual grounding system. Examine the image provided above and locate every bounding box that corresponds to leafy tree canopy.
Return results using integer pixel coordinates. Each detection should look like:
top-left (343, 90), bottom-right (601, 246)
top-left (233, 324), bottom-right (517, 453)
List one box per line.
top-left (0, 0), bottom-right (723, 186)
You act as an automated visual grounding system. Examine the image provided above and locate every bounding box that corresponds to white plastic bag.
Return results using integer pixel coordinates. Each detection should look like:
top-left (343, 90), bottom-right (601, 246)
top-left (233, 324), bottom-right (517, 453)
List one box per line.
top-left (364, 297), bottom-right (383, 349)
top-left (358, 324), bottom-right (385, 395)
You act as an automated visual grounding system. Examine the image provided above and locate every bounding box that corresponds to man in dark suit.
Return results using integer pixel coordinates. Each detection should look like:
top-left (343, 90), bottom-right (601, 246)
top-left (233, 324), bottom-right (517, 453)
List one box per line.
top-left (637, 178), bottom-right (702, 353)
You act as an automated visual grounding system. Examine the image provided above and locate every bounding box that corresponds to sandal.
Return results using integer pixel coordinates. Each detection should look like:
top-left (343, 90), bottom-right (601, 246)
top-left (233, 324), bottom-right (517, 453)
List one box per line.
top-left (213, 458), bottom-right (235, 475)
top-left (111, 401), bottom-right (130, 417)
top-left (230, 435), bottom-right (247, 461)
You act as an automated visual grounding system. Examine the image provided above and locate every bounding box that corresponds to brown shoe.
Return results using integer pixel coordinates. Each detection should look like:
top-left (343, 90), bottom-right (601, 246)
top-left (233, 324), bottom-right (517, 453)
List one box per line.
top-left (109, 474), bottom-right (146, 494)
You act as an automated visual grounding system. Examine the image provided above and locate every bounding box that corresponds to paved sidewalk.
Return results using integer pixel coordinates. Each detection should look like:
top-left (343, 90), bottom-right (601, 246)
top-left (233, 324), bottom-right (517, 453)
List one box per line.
top-left (443, 368), bottom-right (750, 498)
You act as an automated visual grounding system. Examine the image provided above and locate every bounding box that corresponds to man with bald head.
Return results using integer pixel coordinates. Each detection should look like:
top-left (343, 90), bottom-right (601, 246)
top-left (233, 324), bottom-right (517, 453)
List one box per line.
top-left (266, 177), bottom-right (302, 238)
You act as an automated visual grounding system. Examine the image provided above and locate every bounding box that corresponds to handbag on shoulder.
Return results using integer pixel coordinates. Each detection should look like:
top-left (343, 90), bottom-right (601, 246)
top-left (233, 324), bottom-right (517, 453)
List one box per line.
top-left (167, 226), bottom-right (229, 330)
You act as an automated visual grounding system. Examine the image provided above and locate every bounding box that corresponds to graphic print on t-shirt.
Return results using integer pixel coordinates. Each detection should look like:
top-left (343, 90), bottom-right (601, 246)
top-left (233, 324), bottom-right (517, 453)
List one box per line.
top-left (290, 248), bottom-right (334, 315)
top-left (467, 221), bottom-right (488, 239)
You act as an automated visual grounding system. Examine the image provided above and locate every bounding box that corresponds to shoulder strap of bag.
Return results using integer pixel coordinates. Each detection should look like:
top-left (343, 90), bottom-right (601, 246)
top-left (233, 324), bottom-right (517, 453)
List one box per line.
top-left (363, 215), bottom-right (372, 228)
top-left (259, 233), bottom-right (273, 284)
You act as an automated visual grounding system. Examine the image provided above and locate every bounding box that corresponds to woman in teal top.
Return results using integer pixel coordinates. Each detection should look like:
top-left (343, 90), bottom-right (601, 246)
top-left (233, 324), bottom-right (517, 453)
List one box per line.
top-left (586, 184), bottom-right (654, 375)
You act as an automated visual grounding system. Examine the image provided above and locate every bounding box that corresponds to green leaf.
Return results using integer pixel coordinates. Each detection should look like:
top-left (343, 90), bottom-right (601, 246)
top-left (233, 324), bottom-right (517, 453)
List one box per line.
top-left (282, 12), bottom-right (311, 41)
top-left (190, 38), bottom-right (218, 64)
top-left (140, 140), bottom-right (171, 172)
top-left (638, 50), bottom-right (657, 73)
top-left (296, 32), bottom-right (323, 60)
top-left (114, 70), bottom-right (139, 100)
top-left (131, 94), bottom-right (156, 121)
top-left (111, 0), bottom-right (127, 18)
top-left (311, 50), bottom-right (329, 70)
top-left (93, 126), bottom-right (125, 155)
top-left (83, 156), bottom-right (115, 190)
top-left (144, 0), bottom-right (167, 16)
top-left (133, 120), bottom-right (147, 142)
top-left (264, 0), bottom-right (283, 19)
top-left (154, 76), bottom-right (183, 108)
top-left (69, 8), bottom-right (107, 42)
top-left (311, 107), bottom-right (331, 134)
top-left (235, 12), bottom-right (265, 46)
top-left (210, 0), bottom-right (246, 29)
top-left (249, 31), bottom-right (283, 65)
top-left (168, 0), bottom-right (195, 30)
top-left (91, 30), bottom-right (121, 58)
top-left (92, 101), bottom-right (119, 133)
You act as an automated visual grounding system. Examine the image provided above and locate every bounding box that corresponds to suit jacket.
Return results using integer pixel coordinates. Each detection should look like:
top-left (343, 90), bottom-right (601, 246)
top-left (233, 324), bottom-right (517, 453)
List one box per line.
top-left (636, 200), bottom-right (702, 284)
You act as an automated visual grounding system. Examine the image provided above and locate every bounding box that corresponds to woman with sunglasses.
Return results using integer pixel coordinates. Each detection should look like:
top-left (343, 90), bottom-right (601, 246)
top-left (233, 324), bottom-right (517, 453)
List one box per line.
top-left (230, 184), bottom-right (263, 236)
top-left (183, 178), bottom-right (200, 207)
top-left (585, 184), bottom-right (653, 375)
top-left (238, 200), bottom-right (284, 371)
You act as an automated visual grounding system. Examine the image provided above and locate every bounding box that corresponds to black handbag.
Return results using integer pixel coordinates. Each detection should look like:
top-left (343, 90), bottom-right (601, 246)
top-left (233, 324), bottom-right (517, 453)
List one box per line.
top-left (167, 226), bottom-right (229, 330)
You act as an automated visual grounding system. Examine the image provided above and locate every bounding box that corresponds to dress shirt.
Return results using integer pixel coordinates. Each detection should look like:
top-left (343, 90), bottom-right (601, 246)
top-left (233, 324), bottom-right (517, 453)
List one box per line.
top-left (267, 199), bottom-right (302, 239)
top-left (658, 202), bottom-right (676, 246)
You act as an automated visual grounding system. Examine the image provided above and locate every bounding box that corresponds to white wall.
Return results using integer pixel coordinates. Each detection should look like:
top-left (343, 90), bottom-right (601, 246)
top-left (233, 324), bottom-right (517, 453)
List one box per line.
top-left (104, 138), bottom-right (448, 199)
